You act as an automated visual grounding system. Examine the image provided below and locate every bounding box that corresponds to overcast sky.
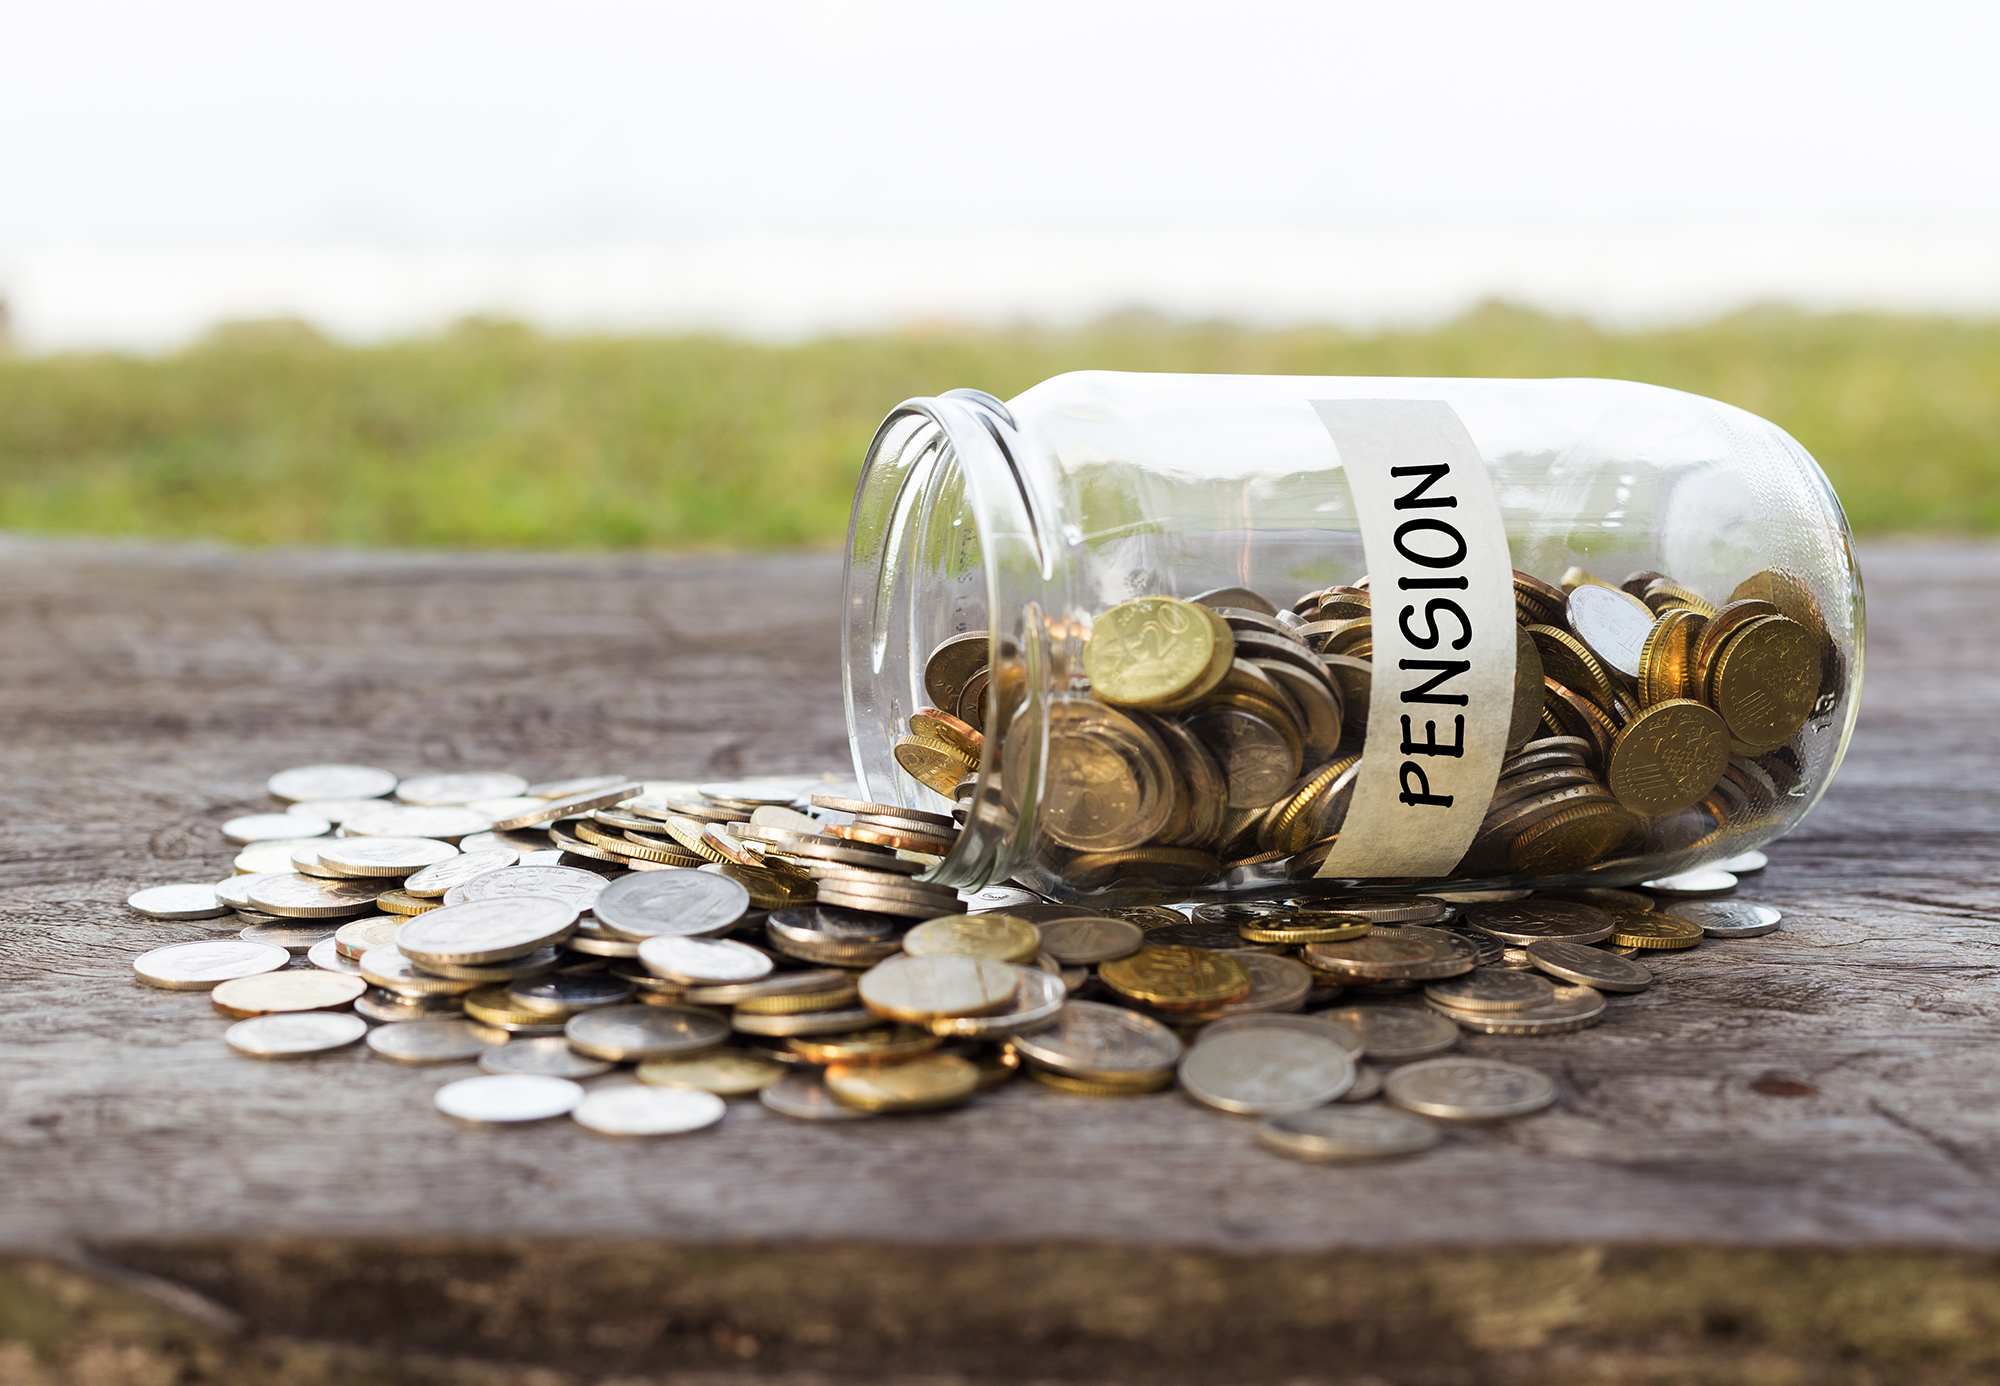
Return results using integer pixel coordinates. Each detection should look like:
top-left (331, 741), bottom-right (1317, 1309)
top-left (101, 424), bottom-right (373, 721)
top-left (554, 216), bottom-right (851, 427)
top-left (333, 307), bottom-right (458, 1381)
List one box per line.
top-left (3, 0), bottom-right (1997, 347)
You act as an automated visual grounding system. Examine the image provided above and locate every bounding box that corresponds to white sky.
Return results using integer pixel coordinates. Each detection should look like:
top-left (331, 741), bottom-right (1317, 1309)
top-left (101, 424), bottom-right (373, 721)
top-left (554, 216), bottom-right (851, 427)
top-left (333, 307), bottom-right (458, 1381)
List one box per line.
top-left (3, 0), bottom-right (1997, 348)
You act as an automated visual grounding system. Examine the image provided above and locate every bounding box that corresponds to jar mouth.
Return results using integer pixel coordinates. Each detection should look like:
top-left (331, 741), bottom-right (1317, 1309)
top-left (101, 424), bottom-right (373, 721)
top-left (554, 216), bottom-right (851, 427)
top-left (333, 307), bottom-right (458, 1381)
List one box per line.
top-left (843, 389), bottom-right (1055, 891)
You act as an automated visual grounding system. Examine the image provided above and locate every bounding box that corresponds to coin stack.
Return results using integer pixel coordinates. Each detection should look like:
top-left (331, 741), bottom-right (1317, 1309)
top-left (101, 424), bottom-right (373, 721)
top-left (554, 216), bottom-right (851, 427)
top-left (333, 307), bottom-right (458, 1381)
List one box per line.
top-left (127, 763), bottom-right (1786, 1157)
top-left (899, 564), bottom-right (1828, 893)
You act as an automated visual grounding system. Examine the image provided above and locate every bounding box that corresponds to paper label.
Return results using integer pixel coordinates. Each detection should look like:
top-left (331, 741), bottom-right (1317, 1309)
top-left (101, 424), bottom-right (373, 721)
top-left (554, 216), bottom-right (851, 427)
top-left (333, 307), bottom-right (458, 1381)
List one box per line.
top-left (1310, 400), bottom-right (1515, 879)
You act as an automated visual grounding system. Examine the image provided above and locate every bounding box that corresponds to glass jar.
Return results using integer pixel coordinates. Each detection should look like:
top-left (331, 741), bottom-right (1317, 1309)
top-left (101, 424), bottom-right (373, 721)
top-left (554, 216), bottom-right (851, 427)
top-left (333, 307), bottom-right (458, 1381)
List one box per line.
top-left (843, 372), bottom-right (1862, 902)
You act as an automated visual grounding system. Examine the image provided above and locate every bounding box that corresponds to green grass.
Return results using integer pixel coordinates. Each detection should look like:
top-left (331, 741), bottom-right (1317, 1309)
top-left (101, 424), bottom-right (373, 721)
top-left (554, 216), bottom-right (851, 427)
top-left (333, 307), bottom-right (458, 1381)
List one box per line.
top-left (0, 303), bottom-right (1995, 548)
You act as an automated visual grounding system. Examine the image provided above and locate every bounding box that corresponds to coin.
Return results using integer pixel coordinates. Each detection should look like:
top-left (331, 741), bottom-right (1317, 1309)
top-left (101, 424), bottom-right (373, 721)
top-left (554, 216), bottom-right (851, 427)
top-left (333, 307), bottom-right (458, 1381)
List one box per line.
top-left (395, 896), bottom-right (581, 965)
top-left (1386, 1057), bottom-right (1557, 1121)
top-left (393, 772), bottom-right (528, 806)
top-left (1643, 868), bottom-right (1739, 897)
top-left (443, 863), bottom-right (610, 911)
top-left (732, 1006), bottom-right (878, 1037)
top-left (1200, 1011), bottom-right (1364, 1054)
top-left (1663, 899), bottom-right (1782, 937)
top-left (1239, 911), bottom-right (1373, 945)
top-left (1179, 1027), bottom-right (1356, 1115)
top-left (477, 1036), bottom-right (612, 1077)
top-left (1606, 700), bottom-right (1731, 816)
top-left (1315, 1006), bottom-right (1459, 1061)
top-left (134, 939), bottom-right (290, 990)
top-left (564, 1004), bottom-right (731, 1061)
top-left (1566, 583), bottom-right (1655, 680)
top-left (355, 987), bottom-right (467, 1024)
top-left (760, 1071), bottom-right (878, 1121)
top-left (307, 938), bottom-right (363, 974)
top-left (314, 836), bottom-right (460, 878)
top-left (637, 1048), bottom-right (787, 1096)
top-left (246, 874), bottom-right (383, 918)
top-left (823, 1054), bottom-right (980, 1112)
top-left (344, 804), bottom-right (494, 841)
top-left (593, 870), bottom-right (750, 940)
top-left (1085, 596), bottom-right (1222, 707)
top-left (1459, 901), bottom-right (1616, 947)
top-left (1709, 615), bottom-right (1820, 747)
top-left (364, 1017), bottom-right (505, 1063)
top-left (126, 883), bottom-right (231, 920)
top-left (1009, 1000), bottom-right (1182, 1082)
top-left (683, 968), bottom-right (852, 1006)
top-left (1298, 934), bottom-right (1441, 981)
top-left (1036, 915), bottom-right (1144, 965)
top-left (333, 914), bottom-right (404, 958)
top-left (486, 782), bottom-right (644, 831)
top-left (1256, 1105), bottom-right (1439, 1161)
top-left (572, 1084), bottom-right (726, 1137)
top-left (1717, 849), bottom-right (1769, 875)
top-left (268, 764), bottom-right (399, 803)
top-left (859, 954), bottom-right (1021, 1021)
top-left (1524, 938), bottom-right (1654, 991)
top-left (926, 967), bottom-right (1068, 1038)
top-left (225, 1011), bottom-right (368, 1057)
top-left (435, 1073), bottom-right (583, 1123)
top-left (1421, 969), bottom-right (1556, 1013)
top-left (637, 935), bottom-right (772, 984)
top-left (211, 970), bottom-right (366, 1017)
top-left (356, 946), bottom-right (481, 997)
top-left (232, 839), bottom-right (330, 875)
top-left (1438, 984), bottom-right (1607, 1035)
top-left (1609, 913), bottom-right (1706, 949)
top-left (506, 972), bottom-right (636, 1015)
top-left (1098, 946), bottom-right (1250, 1008)
top-left (902, 914), bottom-right (1041, 965)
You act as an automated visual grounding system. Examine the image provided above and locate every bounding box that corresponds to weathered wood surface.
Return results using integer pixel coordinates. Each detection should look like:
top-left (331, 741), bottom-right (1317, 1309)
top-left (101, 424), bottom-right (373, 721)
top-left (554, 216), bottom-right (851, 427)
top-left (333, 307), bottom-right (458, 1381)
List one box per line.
top-left (5, 536), bottom-right (2000, 1383)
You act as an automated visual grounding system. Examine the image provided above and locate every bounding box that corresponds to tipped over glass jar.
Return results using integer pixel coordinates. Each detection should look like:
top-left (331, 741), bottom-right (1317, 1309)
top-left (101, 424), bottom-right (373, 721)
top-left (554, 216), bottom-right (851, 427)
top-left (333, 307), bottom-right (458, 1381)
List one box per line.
top-left (843, 373), bottom-right (1862, 902)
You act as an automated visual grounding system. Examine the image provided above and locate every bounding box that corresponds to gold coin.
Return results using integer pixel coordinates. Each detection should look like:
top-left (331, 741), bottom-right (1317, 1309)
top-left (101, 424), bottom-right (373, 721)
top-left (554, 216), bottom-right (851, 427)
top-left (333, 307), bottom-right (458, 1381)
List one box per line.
top-left (1513, 570), bottom-right (1568, 625)
top-left (1261, 754), bottom-right (1361, 856)
top-left (1526, 625), bottom-right (1619, 715)
top-left (858, 953), bottom-right (1023, 1021)
top-left (703, 862), bottom-right (813, 910)
top-left (1299, 934), bottom-right (1441, 981)
top-left (893, 733), bottom-right (977, 797)
top-left (1064, 846), bottom-right (1221, 890)
top-left (334, 915), bottom-right (404, 958)
top-left (909, 706), bottom-right (983, 761)
top-left (211, 970), bottom-right (367, 1017)
top-left (828, 821), bottom-right (959, 855)
top-left (1083, 596), bottom-right (1222, 708)
top-left (1098, 945), bottom-right (1250, 1008)
top-left (1507, 803), bottom-right (1641, 875)
top-left (1606, 699), bottom-right (1731, 815)
top-left (1642, 580), bottom-right (1719, 618)
top-left (1708, 615), bottom-right (1821, 748)
top-left (825, 1053), bottom-right (980, 1112)
top-left (1638, 607), bottom-right (1705, 707)
top-left (375, 889), bottom-right (438, 916)
top-left (902, 913), bottom-right (1042, 964)
top-left (636, 1048), bottom-right (787, 1096)
top-left (1238, 911), bottom-right (1373, 944)
top-left (1029, 1067), bottom-right (1174, 1096)
top-left (463, 985), bottom-right (567, 1030)
top-left (1016, 701), bottom-right (1174, 853)
top-left (731, 984), bottom-right (861, 1015)
top-left (787, 1025), bottom-right (942, 1065)
top-left (1609, 914), bottom-right (1705, 949)
top-left (1508, 626), bottom-right (1546, 751)
top-left (658, 817), bottom-right (736, 864)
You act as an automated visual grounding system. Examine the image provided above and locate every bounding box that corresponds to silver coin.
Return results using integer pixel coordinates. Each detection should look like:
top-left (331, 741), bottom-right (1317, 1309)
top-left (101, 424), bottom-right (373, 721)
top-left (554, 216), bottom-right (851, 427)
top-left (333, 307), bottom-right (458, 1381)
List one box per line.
top-left (395, 772), bottom-right (529, 806)
top-left (442, 864), bottom-right (610, 911)
top-left (1459, 901), bottom-right (1616, 946)
top-left (245, 874), bottom-right (383, 918)
top-left (637, 935), bottom-right (773, 985)
top-left (478, 1036), bottom-right (614, 1078)
top-left (239, 919), bottom-right (338, 953)
top-left (225, 1011), bottom-right (368, 1057)
top-left (366, 1017), bottom-right (507, 1064)
top-left (593, 870), bottom-right (750, 940)
top-left (962, 884), bottom-right (1049, 912)
top-left (1010, 1000), bottom-right (1182, 1081)
top-left (134, 940), bottom-right (290, 990)
top-left (682, 968), bottom-right (850, 1006)
top-left (1566, 583), bottom-right (1655, 679)
top-left (402, 848), bottom-right (520, 898)
top-left (1525, 938), bottom-right (1654, 991)
top-left (729, 1007), bottom-right (878, 1038)
top-left (518, 850), bottom-right (569, 866)
top-left (290, 841), bottom-right (340, 877)
top-left (287, 798), bottom-right (392, 825)
top-left (759, 1071), bottom-right (876, 1121)
top-left (1662, 899), bottom-right (1783, 938)
top-left (929, 967), bottom-right (1067, 1038)
top-left (572, 1084), bottom-right (726, 1137)
top-left (1421, 969), bottom-right (1557, 1013)
top-left (126, 883), bottom-right (230, 920)
top-left (1386, 1057), bottom-right (1557, 1121)
top-left (1181, 1028), bottom-right (1356, 1115)
top-left (565, 931), bottom-right (640, 958)
top-left (357, 946), bottom-right (482, 997)
top-left (414, 945), bottom-right (564, 982)
top-left (224, 813), bottom-right (330, 844)
top-left (1199, 1012), bottom-right (1363, 1056)
top-left (233, 839), bottom-right (330, 875)
top-left (1314, 1006), bottom-right (1460, 1061)
top-left (434, 1073), bottom-right (583, 1123)
top-left (307, 938), bottom-right (364, 974)
top-left (343, 804), bottom-right (492, 841)
top-left (268, 764), bottom-right (398, 803)
top-left (1717, 849), bottom-right (1769, 874)
top-left (564, 1004), bottom-right (731, 1061)
top-left (394, 896), bottom-right (580, 966)
top-left (488, 783), bottom-right (643, 831)
top-left (459, 829), bottom-right (556, 855)
top-left (1256, 1105), bottom-right (1439, 1161)
top-left (1037, 916), bottom-right (1145, 965)
top-left (213, 873), bottom-right (289, 911)
top-left (1339, 1063), bottom-right (1384, 1103)
top-left (354, 988), bottom-right (464, 1023)
top-left (1436, 984), bottom-right (1607, 1035)
top-left (315, 836), bottom-right (459, 878)
top-left (1214, 951), bottom-right (1315, 1015)
top-left (507, 971), bottom-right (636, 1015)
top-left (1642, 868), bottom-right (1739, 898)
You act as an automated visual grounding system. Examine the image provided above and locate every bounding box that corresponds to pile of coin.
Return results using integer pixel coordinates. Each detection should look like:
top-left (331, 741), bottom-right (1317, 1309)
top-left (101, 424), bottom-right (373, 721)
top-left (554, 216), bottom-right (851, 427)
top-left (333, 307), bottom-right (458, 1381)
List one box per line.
top-left (904, 564), bottom-right (1829, 893)
top-left (126, 761), bottom-right (1785, 1158)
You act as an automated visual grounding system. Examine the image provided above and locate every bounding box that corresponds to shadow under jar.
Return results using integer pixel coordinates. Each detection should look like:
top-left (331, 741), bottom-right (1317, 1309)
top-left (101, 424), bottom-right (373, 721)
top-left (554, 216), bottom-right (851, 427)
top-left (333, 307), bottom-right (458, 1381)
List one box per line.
top-left (843, 372), bottom-right (1862, 904)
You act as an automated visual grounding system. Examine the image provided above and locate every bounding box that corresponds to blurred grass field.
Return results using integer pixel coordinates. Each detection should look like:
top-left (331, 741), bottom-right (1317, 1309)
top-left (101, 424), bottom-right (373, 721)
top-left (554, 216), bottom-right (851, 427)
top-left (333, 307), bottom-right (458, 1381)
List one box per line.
top-left (0, 303), bottom-right (1994, 548)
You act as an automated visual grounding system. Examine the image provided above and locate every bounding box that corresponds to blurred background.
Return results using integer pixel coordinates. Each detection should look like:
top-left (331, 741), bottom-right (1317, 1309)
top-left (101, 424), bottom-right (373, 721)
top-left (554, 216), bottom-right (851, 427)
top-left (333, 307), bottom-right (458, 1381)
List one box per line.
top-left (0, 0), bottom-right (1994, 548)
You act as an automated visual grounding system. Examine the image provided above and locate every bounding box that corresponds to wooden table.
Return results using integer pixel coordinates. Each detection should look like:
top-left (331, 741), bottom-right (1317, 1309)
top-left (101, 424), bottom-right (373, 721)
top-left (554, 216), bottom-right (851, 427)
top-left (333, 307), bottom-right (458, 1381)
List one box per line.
top-left (4, 537), bottom-right (1999, 1385)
